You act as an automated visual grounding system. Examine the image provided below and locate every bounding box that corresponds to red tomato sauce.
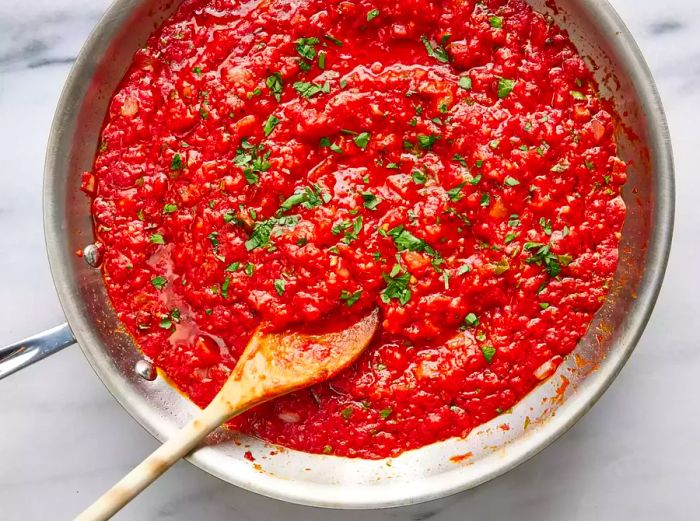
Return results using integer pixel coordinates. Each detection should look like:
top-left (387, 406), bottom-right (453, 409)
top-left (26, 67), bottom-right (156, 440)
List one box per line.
top-left (84, 0), bottom-right (626, 458)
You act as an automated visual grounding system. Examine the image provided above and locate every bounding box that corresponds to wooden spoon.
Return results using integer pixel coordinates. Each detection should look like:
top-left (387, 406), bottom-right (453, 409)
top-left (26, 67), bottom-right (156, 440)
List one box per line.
top-left (75, 309), bottom-right (379, 521)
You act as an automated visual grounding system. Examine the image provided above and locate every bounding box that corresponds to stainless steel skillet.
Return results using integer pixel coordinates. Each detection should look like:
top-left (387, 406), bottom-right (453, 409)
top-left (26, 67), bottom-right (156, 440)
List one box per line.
top-left (0, 0), bottom-right (674, 509)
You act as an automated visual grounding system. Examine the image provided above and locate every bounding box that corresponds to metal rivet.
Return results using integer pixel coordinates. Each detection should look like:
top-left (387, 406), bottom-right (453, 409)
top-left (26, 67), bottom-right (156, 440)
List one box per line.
top-left (83, 244), bottom-right (102, 267)
top-left (135, 360), bottom-right (156, 381)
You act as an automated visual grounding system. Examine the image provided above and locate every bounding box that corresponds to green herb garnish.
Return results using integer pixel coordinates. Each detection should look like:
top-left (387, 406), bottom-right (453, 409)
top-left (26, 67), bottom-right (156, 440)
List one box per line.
top-left (354, 132), bottom-right (371, 149)
top-left (170, 153), bottom-right (183, 171)
top-left (361, 192), bottom-right (381, 210)
top-left (420, 35), bottom-right (449, 63)
top-left (262, 114), bottom-right (280, 136)
top-left (296, 37), bottom-right (319, 60)
top-left (481, 345), bottom-right (496, 363)
top-left (340, 289), bottom-right (362, 306)
top-left (464, 312), bottom-right (479, 327)
top-left (266, 73), bottom-right (283, 101)
top-left (497, 78), bottom-right (516, 98)
top-left (151, 276), bottom-right (167, 290)
top-left (489, 16), bottom-right (503, 28)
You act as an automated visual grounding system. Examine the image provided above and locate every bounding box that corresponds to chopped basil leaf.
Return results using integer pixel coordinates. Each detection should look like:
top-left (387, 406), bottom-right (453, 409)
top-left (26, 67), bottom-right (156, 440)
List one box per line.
top-left (354, 132), bottom-right (371, 149)
top-left (296, 37), bottom-right (319, 60)
top-left (468, 174), bottom-right (482, 185)
top-left (293, 80), bottom-right (330, 98)
top-left (457, 263), bottom-right (471, 275)
top-left (330, 143), bottom-right (343, 154)
top-left (279, 185), bottom-right (328, 213)
top-left (235, 138), bottom-right (271, 185)
top-left (245, 215), bottom-right (300, 251)
top-left (539, 302), bottom-right (550, 310)
top-left (226, 262), bottom-right (240, 272)
top-left (263, 114), bottom-right (280, 136)
top-left (447, 182), bottom-right (466, 201)
top-left (273, 278), bottom-right (286, 295)
top-left (163, 203), bottom-right (178, 214)
top-left (420, 35), bottom-right (449, 63)
top-left (489, 16), bottom-right (503, 28)
top-left (481, 345), bottom-right (496, 363)
top-left (367, 8), bottom-right (380, 21)
top-left (452, 153), bottom-right (467, 166)
top-left (245, 263), bottom-right (255, 276)
top-left (504, 176), bottom-right (520, 186)
top-left (417, 134), bottom-right (437, 150)
top-left (266, 73), bottom-right (283, 101)
top-left (570, 90), bottom-right (586, 100)
top-left (387, 225), bottom-right (426, 252)
top-left (150, 233), bottom-right (165, 245)
top-left (539, 217), bottom-right (553, 236)
top-left (340, 289), bottom-right (362, 306)
top-left (323, 34), bottom-right (343, 46)
top-left (170, 153), bottom-right (183, 171)
top-left (341, 407), bottom-right (353, 419)
top-left (208, 232), bottom-right (219, 247)
top-left (151, 276), bottom-right (167, 290)
top-left (458, 76), bottom-right (472, 90)
top-left (497, 78), bottom-right (516, 98)
top-left (317, 51), bottom-right (326, 69)
top-left (361, 192), bottom-right (381, 210)
top-left (504, 232), bottom-right (519, 244)
top-left (480, 193), bottom-right (490, 207)
top-left (524, 242), bottom-right (566, 277)
top-left (343, 216), bottom-right (363, 243)
top-left (464, 312), bottom-right (479, 327)
top-left (221, 277), bottom-right (231, 298)
top-left (412, 171), bottom-right (427, 184)
top-left (381, 269), bottom-right (411, 305)
top-left (332, 220), bottom-right (351, 235)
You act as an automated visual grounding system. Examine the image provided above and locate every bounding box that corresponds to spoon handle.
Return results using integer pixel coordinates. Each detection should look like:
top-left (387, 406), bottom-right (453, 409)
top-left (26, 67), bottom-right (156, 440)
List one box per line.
top-left (73, 400), bottom-right (229, 521)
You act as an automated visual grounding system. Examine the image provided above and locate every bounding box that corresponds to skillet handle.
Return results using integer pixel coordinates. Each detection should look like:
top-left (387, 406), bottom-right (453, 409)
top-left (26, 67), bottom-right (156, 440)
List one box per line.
top-left (0, 324), bottom-right (76, 380)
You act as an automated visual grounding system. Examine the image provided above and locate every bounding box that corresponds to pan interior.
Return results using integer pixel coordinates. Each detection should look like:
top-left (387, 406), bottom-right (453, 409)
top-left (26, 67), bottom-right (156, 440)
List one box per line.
top-left (43, 0), bottom-right (672, 509)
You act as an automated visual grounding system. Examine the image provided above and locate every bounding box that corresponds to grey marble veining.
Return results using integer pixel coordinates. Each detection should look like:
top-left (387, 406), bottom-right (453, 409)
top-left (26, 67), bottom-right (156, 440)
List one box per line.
top-left (0, 0), bottom-right (699, 519)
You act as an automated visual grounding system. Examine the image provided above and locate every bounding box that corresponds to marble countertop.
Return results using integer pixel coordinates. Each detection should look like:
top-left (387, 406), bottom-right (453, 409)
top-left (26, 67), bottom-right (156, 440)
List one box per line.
top-left (1, 0), bottom-right (698, 519)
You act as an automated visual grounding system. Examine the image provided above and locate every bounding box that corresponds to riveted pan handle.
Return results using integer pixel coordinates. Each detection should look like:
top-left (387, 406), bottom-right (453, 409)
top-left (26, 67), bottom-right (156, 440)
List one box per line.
top-left (0, 324), bottom-right (76, 380)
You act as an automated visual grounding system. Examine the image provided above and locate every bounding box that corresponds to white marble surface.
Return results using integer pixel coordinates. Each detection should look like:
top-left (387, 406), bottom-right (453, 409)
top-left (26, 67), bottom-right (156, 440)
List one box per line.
top-left (0, 0), bottom-right (698, 519)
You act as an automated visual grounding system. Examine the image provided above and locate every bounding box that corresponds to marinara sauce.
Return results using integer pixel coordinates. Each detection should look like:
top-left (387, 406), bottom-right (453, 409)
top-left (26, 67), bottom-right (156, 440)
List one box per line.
top-left (84, 0), bottom-right (626, 458)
